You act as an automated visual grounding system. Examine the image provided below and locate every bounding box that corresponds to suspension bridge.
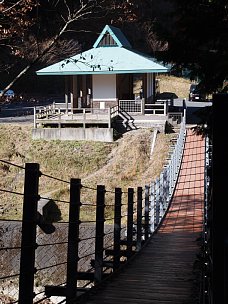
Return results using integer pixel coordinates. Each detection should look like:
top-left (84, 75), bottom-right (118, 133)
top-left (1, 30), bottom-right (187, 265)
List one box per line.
top-left (82, 129), bottom-right (205, 304)
top-left (0, 111), bottom-right (209, 304)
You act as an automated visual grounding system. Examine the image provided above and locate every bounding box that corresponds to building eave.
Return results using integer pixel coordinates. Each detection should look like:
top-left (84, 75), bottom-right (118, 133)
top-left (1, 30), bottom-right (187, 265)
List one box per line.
top-left (36, 69), bottom-right (168, 76)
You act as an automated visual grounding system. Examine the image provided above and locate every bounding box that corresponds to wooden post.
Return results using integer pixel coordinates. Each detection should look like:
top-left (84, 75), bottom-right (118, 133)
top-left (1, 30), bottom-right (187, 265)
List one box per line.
top-left (83, 109), bottom-right (86, 129)
top-left (19, 163), bottom-right (40, 304)
top-left (65, 76), bottom-right (69, 115)
top-left (212, 94), bottom-right (228, 304)
top-left (126, 188), bottom-right (134, 259)
top-left (94, 185), bottom-right (105, 284)
top-left (33, 107), bottom-right (36, 129)
top-left (144, 185), bottom-right (150, 240)
top-left (141, 98), bottom-right (145, 114)
top-left (66, 178), bottom-right (81, 303)
top-left (136, 187), bottom-right (143, 251)
top-left (108, 107), bottom-right (111, 128)
top-left (164, 100), bottom-right (167, 115)
top-left (58, 113), bottom-right (61, 129)
top-left (113, 188), bottom-right (122, 270)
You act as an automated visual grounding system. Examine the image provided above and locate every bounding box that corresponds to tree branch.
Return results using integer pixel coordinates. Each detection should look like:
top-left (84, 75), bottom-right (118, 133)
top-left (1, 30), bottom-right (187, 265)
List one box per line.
top-left (2, 0), bottom-right (24, 13)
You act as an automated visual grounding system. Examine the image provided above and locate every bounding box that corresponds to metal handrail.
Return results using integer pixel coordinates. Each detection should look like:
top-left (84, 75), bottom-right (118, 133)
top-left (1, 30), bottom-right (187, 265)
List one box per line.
top-left (147, 109), bottom-right (186, 233)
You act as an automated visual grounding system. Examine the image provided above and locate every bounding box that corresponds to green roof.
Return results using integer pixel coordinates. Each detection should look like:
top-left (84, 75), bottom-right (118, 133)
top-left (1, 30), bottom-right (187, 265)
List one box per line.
top-left (36, 25), bottom-right (169, 76)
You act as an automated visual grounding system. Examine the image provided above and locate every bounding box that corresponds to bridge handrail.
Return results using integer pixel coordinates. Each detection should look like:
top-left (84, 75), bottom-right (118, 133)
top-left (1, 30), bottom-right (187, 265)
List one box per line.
top-left (0, 110), bottom-right (187, 304)
top-left (147, 109), bottom-right (186, 233)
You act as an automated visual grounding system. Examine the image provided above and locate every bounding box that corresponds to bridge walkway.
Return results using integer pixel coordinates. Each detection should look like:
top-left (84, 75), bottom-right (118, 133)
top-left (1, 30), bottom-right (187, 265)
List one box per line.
top-left (84, 128), bottom-right (205, 304)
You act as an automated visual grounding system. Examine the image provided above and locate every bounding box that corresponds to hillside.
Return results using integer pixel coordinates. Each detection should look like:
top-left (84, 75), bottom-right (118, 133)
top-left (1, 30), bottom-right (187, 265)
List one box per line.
top-left (0, 124), bottom-right (174, 220)
top-left (159, 74), bottom-right (191, 98)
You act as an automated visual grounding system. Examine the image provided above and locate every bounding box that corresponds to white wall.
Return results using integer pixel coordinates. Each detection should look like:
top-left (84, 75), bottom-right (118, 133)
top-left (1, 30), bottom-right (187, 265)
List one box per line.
top-left (92, 74), bottom-right (116, 101)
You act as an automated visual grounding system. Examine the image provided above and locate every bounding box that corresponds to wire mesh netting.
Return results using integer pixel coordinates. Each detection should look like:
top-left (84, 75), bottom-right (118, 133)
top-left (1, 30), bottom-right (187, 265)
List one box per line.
top-left (0, 220), bottom-right (22, 303)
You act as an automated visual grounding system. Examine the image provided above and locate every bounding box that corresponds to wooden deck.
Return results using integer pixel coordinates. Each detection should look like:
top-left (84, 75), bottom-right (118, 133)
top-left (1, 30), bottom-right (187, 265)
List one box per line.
top-left (83, 129), bottom-right (205, 304)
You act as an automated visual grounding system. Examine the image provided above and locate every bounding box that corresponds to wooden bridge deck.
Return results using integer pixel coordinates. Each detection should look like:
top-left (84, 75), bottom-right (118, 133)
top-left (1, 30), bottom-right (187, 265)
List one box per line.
top-left (84, 129), bottom-right (205, 304)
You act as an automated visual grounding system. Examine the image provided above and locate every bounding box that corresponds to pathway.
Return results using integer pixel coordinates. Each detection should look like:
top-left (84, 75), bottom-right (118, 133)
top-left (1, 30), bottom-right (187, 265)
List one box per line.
top-left (83, 128), bottom-right (205, 304)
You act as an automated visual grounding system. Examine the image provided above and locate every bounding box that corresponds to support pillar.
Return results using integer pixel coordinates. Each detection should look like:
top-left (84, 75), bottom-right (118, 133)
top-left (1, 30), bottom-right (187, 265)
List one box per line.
top-left (212, 93), bottom-right (228, 304)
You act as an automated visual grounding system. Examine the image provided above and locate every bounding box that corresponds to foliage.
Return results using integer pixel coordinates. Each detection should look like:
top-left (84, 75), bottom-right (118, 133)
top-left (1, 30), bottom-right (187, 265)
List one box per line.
top-left (0, 0), bottom-right (149, 96)
top-left (150, 0), bottom-right (228, 93)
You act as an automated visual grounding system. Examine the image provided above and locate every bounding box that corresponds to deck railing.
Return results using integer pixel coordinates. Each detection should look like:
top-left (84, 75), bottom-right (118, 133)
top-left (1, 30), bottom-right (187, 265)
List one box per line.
top-left (34, 100), bottom-right (168, 129)
top-left (119, 99), bottom-right (144, 114)
top-left (1, 111), bottom-right (186, 304)
top-left (34, 103), bottom-right (120, 129)
top-left (119, 99), bottom-right (168, 115)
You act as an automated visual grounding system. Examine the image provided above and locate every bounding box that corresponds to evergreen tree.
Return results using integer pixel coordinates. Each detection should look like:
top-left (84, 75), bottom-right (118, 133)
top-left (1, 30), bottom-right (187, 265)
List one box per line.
top-left (150, 0), bottom-right (228, 93)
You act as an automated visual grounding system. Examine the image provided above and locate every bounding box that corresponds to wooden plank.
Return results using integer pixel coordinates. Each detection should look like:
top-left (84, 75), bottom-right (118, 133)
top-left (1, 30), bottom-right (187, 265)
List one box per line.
top-left (82, 130), bottom-right (204, 304)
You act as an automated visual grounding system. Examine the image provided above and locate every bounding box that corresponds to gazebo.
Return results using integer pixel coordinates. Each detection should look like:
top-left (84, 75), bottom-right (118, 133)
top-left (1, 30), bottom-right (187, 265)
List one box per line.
top-left (36, 24), bottom-right (169, 114)
top-left (34, 25), bottom-right (170, 141)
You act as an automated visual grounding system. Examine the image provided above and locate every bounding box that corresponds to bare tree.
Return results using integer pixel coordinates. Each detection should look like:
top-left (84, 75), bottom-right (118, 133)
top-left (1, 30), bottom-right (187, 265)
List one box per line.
top-left (0, 0), bottom-right (142, 99)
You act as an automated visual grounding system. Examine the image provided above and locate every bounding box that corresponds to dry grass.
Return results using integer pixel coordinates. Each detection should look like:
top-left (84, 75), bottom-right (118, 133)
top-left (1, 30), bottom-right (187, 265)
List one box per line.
top-left (158, 75), bottom-right (192, 98)
top-left (0, 124), bottom-right (174, 220)
top-left (0, 124), bottom-right (112, 219)
top-left (82, 129), bottom-right (171, 189)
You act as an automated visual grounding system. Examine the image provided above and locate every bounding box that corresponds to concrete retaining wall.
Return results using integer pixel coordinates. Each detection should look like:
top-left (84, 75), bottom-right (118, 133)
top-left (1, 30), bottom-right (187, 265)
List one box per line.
top-left (134, 120), bottom-right (166, 132)
top-left (32, 127), bottom-right (114, 142)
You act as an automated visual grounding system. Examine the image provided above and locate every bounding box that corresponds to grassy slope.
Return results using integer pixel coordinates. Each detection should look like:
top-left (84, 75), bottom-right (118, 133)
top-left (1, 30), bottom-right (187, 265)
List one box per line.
top-left (0, 124), bottom-right (112, 219)
top-left (159, 75), bottom-right (191, 98)
top-left (0, 123), bottom-right (173, 220)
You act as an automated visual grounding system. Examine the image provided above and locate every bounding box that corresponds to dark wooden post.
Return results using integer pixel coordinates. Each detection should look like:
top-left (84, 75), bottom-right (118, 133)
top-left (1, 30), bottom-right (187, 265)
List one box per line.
top-left (136, 187), bottom-right (143, 251)
top-left (126, 188), bottom-right (134, 259)
top-left (212, 94), bottom-right (228, 304)
top-left (144, 185), bottom-right (150, 240)
top-left (94, 185), bottom-right (105, 284)
top-left (66, 178), bottom-right (81, 303)
top-left (113, 188), bottom-right (122, 270)
top-left (19, 163), bottom-right (40, 304)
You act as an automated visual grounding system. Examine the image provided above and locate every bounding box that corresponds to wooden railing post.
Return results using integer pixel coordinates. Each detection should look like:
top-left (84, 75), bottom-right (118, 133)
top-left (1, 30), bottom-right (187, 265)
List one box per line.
top-left (83, 108), bottom-right (86, 129)
top-left (141, 98), bottom-right (145, 114)
top-left (19, 163), bottom-right (40, 304)
top-left (136, 187), bottom-right (143, 251)
top-left (66, 178), bottom-right (81, 303)
top-left (164, 100), bottom-right (167, 115)
top-left (94, 185), bottom-right (105, 284)
top-left (108, 107), bottom-right (111, 128)
top-left (144, 185), bottom-right (150, 240)
top-left (113, 188), bottom-right (122, 270)
top-left (212, 94), bottom-right (228, 303)
top-left (127, 188), bottom-right (134, 259)
top-left (33, 107), bottom-right (36, 129)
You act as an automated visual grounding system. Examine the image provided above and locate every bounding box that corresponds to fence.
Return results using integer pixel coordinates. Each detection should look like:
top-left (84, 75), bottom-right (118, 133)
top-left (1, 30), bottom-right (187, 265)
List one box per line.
top-left (34, 104), bottom-right (122, 130)
top-left (201, 134), bottom-right (212, 303)
top-left (119, 99), bottom-right (144, 114)
top-left (119, 99), bottom-right (167, 115)
top-left (0, 111), bottom-right (186, 304)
